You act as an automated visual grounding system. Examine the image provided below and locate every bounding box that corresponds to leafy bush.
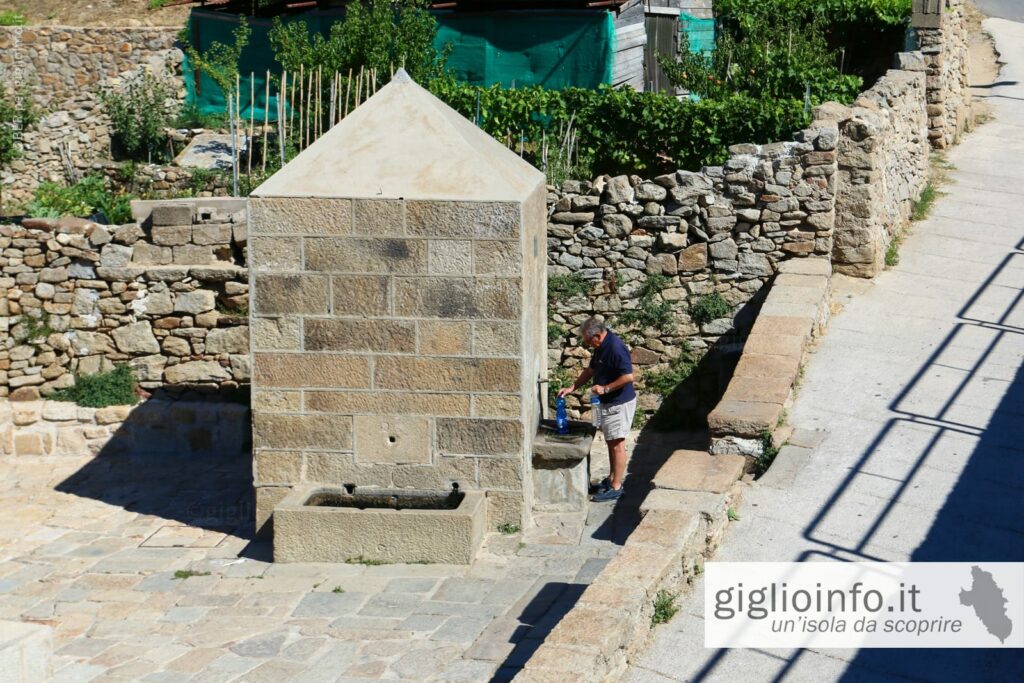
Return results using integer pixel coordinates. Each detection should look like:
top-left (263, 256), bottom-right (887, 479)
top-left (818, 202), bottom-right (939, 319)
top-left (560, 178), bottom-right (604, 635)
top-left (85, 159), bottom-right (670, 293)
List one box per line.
top-left (174, 102), bottom-right (228, 130)
top-left (547, 322), bottom-right (568, 346)
top-left (659, 12), bottom-right (862, 104)
top-left (27, 175), bottom-right (134, 224)
top-left (52, 364), bottom-right (139, 408)
top-left (0, 11), bottom-right (26, 26)
top-left (689, 292), bottom-right (731, 326)
top-left (99, 70), bottom-right (174, 161)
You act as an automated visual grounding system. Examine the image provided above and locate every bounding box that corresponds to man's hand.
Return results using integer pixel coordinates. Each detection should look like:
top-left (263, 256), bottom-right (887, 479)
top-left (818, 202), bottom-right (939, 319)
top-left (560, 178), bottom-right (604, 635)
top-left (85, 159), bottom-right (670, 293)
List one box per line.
top-left (592, 385), bottom-right (606, 396)
top-left (557, 387), bottom-right (573, 398)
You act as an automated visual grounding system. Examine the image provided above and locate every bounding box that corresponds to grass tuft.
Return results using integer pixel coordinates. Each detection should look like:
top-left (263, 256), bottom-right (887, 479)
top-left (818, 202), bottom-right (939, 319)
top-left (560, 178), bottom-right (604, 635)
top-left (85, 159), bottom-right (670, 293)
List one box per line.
top-left (652, 590), bottom-right (679, 626)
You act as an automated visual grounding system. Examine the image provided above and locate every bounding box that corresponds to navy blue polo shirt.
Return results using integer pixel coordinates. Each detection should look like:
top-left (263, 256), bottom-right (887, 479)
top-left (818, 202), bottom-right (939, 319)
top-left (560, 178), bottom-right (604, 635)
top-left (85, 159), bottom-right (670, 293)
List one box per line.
top-left (588, 331), bottom-right (636, 406)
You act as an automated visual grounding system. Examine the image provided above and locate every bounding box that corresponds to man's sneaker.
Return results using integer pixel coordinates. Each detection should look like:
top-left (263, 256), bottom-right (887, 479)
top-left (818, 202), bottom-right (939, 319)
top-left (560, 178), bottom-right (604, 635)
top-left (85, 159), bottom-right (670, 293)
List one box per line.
top-left (589, 477), bottom-right (611, 494)
top-left (591, 485), bottom-right (623, 502)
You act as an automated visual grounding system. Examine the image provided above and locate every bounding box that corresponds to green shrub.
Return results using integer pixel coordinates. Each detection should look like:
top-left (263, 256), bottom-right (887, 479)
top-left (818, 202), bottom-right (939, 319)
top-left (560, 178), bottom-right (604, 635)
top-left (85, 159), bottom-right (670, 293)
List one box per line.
top-left (174, 102), bottom-right (228, 130)
top-left (99, 70), bottom-right (174, 162)
top-left (52, 364), bottom-right (139, 408)
top-left (689, 292), bottom-right (731, 326)
top-left (0, 11), bottom-right (26, 26)
top-left (26, 174), bottom-right (134, 224)
top-left (660, 9), bottom-right (861, 104)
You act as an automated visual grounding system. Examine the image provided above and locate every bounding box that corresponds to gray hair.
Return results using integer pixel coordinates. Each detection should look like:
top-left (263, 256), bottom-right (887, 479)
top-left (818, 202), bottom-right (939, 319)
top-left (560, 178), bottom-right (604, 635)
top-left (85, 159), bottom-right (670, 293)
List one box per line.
top-left (580, 317), bottom-right (607, 339)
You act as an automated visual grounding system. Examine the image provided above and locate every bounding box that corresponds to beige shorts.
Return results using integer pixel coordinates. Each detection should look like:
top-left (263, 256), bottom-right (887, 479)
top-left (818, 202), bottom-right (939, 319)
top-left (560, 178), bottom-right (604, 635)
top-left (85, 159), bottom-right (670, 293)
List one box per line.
top-left (599, 398), bottom-right (637, 442)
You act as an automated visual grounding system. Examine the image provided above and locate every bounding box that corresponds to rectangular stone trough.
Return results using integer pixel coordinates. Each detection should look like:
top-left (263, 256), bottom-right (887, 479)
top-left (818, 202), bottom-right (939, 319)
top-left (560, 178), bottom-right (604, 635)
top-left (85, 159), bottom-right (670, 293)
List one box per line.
top-left (532, 419), bottom-right (596, 513)
top-left (273, 486), bottom-right (485, 564)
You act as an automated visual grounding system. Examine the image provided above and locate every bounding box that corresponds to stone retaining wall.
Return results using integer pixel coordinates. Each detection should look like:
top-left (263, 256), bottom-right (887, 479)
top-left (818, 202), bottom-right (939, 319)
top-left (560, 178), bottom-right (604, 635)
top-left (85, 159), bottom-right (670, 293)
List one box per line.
top-left (831, 61), bottom-right (930, 277)
top-left (0, 26), bottom-right (183, 201)
top-left (0, 198), bottom-right (248, 399)
top-left (0, 397), bottom-right (250, 458)
top-left (916, 0), bottom-right (972, 149)
top-left (546, 116), bottom-right (839, 416)
top-left (707, 258), bottom-right (832, 457)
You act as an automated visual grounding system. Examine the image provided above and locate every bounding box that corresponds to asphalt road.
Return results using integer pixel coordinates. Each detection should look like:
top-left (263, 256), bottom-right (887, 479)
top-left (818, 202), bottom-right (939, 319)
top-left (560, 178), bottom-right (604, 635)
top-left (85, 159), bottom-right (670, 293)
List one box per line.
top-left (973, 0), bottom-right (1024, 21)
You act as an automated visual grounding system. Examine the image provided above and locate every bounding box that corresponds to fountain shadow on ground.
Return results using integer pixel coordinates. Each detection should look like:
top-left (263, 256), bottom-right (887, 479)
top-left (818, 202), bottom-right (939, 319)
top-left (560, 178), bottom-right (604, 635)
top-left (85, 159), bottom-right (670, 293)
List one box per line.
top-left (54, 386), bottom-right (255, 540)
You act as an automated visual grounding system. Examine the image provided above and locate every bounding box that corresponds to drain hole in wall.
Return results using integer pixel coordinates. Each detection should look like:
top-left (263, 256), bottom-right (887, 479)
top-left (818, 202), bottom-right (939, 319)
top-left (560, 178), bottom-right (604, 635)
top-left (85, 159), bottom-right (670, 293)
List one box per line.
top-left (388, 435), bottom-right (397, 444)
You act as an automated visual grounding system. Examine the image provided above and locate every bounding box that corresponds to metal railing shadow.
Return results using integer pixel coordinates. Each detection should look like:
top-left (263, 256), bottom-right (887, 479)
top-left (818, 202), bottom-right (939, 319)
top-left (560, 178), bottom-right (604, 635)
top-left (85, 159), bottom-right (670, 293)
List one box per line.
top-left (688, 241), bottom-right (1024, 681)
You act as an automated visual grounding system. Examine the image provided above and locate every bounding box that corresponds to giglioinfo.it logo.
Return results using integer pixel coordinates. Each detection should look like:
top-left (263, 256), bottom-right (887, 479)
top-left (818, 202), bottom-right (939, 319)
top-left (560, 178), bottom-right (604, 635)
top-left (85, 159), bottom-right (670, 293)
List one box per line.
top-left (705, 562), bottom-right (1023, 648)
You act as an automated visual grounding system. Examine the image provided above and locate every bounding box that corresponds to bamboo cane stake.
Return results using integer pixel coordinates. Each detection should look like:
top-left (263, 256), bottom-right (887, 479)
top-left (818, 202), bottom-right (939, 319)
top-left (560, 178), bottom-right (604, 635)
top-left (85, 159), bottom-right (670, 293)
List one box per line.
top-left (299, 63), bottom-right (305, 151)
top-left (343, 68), bottom-right (352, 117)
top-left (316, 65), bottom-right (322, 140)
top-left (306, 71), bottom-right (313, 149)
top-left (262, 69), bottom-right (270, 174)
top-left (247, 72), bottom-right (255, 183)
top-left (277, 85), bottom-right (285, 167)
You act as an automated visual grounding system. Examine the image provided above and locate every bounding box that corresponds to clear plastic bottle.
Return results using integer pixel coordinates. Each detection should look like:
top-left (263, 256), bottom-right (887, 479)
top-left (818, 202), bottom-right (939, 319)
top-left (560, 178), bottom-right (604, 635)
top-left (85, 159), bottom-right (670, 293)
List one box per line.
top-left (591, 393), bottom-right (602, 428)
top-left (555, 397), bottom-right (569, 434)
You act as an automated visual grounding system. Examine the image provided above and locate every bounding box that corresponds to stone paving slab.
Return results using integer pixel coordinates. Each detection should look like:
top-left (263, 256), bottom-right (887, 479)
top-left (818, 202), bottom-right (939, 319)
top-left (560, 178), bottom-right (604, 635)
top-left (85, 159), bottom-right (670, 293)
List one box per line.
top-left (0, 447), bottom-right (632, 682)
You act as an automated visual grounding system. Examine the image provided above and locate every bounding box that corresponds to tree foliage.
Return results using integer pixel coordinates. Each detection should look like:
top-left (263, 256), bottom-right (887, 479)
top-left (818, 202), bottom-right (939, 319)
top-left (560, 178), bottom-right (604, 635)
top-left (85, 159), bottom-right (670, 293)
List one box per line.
top-left (186, 16), bottom-right (251, 95)
top-left (267, 0), bottom-right (446, 83)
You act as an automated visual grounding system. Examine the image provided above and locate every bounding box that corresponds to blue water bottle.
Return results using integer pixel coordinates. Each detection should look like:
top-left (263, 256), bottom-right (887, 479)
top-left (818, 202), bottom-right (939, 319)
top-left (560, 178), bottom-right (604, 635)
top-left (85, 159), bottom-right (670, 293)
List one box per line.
top-left (591, 393), bottom-right (602, 428)
top-left (555, 397), bottom-right (569, 434)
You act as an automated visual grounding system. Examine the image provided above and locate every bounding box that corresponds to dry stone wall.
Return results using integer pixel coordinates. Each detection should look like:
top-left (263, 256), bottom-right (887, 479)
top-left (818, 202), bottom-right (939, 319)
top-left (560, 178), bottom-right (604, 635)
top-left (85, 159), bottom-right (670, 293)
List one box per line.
top-left (831, 62), bottom-right (930, 277)
top-left (546, 117), bottom-right (839, 414)
top-left (0, 26), bottom-right (183, 201)
top-left (916, 0), bottom-right (972, 149)
top-left (0, 198), bottom-right (248, 399)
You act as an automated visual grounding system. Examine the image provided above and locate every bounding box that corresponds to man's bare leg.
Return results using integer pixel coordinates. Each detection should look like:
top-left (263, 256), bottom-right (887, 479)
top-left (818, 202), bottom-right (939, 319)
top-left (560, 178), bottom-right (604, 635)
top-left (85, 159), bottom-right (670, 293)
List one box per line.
top-left (607, 438), bottom-right (626, 489)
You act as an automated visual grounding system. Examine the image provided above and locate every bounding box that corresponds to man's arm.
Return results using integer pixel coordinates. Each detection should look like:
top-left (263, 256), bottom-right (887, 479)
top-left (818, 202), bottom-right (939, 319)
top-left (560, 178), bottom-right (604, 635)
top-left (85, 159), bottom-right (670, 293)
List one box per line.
top-left (557, 367), bottom-right (595, 398)
top-left (596, 373), bottom-right (634, 395)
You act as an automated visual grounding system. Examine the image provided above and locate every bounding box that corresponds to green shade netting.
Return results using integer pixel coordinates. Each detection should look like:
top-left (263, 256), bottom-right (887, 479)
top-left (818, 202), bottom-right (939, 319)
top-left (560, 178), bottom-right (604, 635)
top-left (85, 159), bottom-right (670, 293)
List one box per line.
top-left (182, 8), bottom-right (616, 120)
top-left (680, 12), bottom-right (716, 53)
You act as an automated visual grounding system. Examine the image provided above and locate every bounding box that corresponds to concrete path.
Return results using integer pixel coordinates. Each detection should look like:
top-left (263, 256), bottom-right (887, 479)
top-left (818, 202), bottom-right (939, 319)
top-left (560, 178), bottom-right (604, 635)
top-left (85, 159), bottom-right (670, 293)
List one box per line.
top-left (625, 17), bottom-right (1024, 683)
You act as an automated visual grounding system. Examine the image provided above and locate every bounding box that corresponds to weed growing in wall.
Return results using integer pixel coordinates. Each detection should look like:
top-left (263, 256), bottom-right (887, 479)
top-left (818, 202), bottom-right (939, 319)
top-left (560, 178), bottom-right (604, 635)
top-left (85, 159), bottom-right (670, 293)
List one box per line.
top-left (652, 590), bottom-right (679, 626)
top-left (617, 274), bottom-right (675, 333)
top-left (52, 365), bottom-right (139, 409)
top-left (688, 292), bottom-right (731, 326)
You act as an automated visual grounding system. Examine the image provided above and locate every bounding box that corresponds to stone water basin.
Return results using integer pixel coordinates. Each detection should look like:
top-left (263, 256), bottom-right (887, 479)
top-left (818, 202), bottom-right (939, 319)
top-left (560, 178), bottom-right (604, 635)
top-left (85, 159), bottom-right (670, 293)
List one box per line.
top-left (532, 419), bottom-right (597, 512)
top-left (272, 485), bottom-right (485, 564)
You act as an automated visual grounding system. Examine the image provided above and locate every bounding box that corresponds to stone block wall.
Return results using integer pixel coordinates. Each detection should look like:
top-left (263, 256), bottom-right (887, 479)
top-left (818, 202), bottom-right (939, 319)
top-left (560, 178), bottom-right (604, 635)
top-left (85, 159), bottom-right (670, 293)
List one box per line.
top-left (916, 0), bottom-right (972, 149)
top-left (0, 397), bottom-right (250, 459)
top-left (546, 117), bottom-right (838, 413)
top-left (248, 191), bottom-right (546, 534)
top-left (831, 65), bottom-right (930, 277)
top-left (0, 26), bottom-right (183, 201)
top-left (0, 198), bottom-right (248, 399)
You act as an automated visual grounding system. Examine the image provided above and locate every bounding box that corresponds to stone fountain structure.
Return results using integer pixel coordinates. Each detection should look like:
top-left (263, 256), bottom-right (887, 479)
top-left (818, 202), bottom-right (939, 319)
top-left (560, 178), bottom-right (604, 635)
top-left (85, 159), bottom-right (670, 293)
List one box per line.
top-left (247, 70), bottom-right (549, 563)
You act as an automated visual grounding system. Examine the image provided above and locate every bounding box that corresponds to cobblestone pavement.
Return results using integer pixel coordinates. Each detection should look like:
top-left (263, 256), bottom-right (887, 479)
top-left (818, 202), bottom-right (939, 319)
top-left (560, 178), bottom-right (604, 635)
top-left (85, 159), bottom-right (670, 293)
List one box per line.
top-left (0, 432), bottom-right (644, 682)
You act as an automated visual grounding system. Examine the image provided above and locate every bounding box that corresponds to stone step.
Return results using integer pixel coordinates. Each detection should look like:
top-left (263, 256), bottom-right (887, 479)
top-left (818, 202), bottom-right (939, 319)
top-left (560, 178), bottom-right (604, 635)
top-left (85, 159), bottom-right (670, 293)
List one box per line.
top-left (652, 449), bottom-right (746, 494)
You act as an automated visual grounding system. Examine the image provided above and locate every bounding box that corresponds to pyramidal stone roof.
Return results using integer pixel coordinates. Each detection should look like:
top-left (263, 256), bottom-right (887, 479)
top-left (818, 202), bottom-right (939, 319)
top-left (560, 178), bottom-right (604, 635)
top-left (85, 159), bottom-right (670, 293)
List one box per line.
top-left (252, 69), bottom-right (546, 202)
